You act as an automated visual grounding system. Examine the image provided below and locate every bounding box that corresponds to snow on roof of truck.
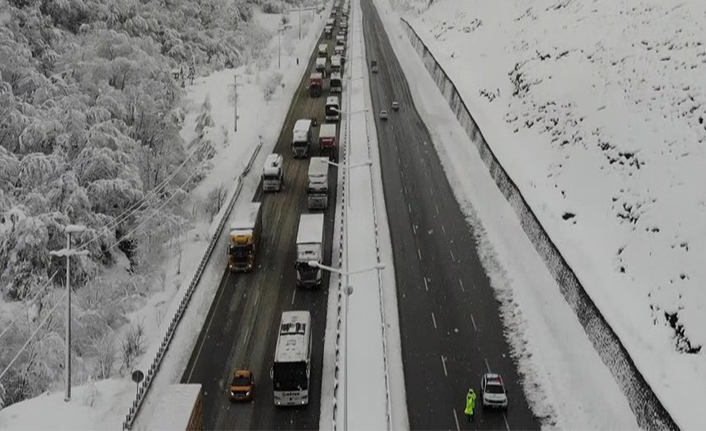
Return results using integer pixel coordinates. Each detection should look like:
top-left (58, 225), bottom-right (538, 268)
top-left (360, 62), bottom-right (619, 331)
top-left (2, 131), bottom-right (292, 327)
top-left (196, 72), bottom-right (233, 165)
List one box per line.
top-left (316, 57), bottom-right (327, 65)
top-left (308, 157), bottom-right (329, 179)
top-left (319, 123), bottom-right (336, 139)
top-left (331, 55), bottom-right (341, 64)
top-left (297, 213), bottom-right (324, 245)
top-left (326, 96), bottom-right (339, 105)
top-left (263, 153), bottom-right (282, 176)
top-left (149, 384), bottom-right (201, 431)
top-left (230, 202), bottom-right (261, 232)
top-left (294, 119), bottom-right (312, 132)
top-left (275, 311), bottom-right (311, 363)
top-left (318, 43), bottom-right (328, 51)
top-left (310, 72), bottom-right (323, 79)
top-left (330, 72), bottom-right (342, 80)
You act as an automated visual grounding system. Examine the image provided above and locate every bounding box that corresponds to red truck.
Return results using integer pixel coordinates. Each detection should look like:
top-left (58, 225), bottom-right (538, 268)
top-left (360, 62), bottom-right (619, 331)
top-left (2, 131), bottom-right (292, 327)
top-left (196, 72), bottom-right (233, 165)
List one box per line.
top-left (318, 124), bottom-right (337, 162)
top-left (309, 72), bottom-right (323, 97)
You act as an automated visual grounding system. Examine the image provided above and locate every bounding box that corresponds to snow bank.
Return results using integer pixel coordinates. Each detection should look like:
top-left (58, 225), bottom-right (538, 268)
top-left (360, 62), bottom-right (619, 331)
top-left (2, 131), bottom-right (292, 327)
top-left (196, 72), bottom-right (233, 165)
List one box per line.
top-left (397, 0), bottom-right (706, 428)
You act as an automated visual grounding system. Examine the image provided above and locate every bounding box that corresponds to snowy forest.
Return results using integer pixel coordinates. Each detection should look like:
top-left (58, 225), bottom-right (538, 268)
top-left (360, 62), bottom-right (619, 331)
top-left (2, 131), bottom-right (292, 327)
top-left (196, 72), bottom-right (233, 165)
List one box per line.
top-left (0, 0), bottom-right (300, 408)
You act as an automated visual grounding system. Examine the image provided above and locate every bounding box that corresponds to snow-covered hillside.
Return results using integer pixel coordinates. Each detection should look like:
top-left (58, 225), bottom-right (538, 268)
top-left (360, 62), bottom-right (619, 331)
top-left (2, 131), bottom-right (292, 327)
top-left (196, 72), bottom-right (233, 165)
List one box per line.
top-left (399, 0), bottom-right (706, 427)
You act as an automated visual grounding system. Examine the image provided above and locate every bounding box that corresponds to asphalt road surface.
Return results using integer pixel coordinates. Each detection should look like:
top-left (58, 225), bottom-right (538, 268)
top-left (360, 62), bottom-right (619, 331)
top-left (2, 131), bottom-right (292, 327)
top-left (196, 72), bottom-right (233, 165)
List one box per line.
top-left (180, 6), bottom-right (347, 429)
top-left (360, 0), bottom-right (542, 429)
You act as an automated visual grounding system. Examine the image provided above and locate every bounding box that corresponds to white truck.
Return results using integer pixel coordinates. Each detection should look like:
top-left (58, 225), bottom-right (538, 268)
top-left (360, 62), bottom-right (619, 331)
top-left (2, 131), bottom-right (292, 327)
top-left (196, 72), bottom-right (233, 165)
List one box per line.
top-left (292, 119), bottom-right (313, 158)
top-left (307, 157), bottom-right (329, 210)
top-left (325, 96), bottom-right (340, 122)
top-left (315, 57), bottom-right (327, 77)
top-left (317, 43), bottom-right (328, 58)
top-left (262, 153), bottom-right (284, 192)
top-left (296, 213), bottom-right (325, 288)
top-left (331, 55), bottom-right (342, 74)
top-left (329, 72), bottom-right (342, 94)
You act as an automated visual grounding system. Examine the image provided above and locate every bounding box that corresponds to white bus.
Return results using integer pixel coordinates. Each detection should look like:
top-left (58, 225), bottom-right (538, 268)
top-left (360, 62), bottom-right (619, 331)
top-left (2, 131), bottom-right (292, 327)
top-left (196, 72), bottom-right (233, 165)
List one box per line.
top-left (272, 311), bottom-right (313, 406)
top-left (325, 96), bottom-right (340, 122)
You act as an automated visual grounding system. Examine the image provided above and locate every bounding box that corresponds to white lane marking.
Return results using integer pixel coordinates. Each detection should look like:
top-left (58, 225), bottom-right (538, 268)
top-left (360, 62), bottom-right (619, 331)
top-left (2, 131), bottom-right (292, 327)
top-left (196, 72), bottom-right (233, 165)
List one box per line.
top-left (186, 273), bottom-right (231, 382)
top-left (471, 314), bottom-right (478, 332)
top-left (401, 169), bottom-right (405, 179)
top-left (423, 277), bottom-right (429, 291)
top-left (442, 224), bottom-right (447, 236)
top-left (291, 288), bottom-right (297, 305)
top-left (450, 249), bottom-right (455, 262)
top-left (408, 203), bottom-right (412, 214)
top-left (435, 204), bottom-right (440, 215)
top-left (417, 249), bottom-right (422, 261)
top-left (413, 224), bottom-right (417, 235)
top-left (453, 409), bottom-right (461, 431)
top-left (431, 312), bottom-right (437, 329)
top-left (441, 355), bottom-right (448, 377)
top-left (404, 185), bottom-right (408, 195)
top-left (503, 412), bottom-right (511, 431)
top-left (484, 358), bottom-right (491, 373)
top-left (459, 279), bottom-right (465, 292)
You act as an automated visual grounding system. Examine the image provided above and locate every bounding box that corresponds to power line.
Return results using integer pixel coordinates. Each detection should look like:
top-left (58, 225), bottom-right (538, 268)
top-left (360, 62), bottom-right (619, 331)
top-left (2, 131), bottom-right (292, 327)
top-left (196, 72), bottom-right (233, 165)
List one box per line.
top-left (76, 136), bottom-right (212, 252)
top-left (0, 291), bottom-right (67, 383)
top-left (103, 166), bottom-right (201, 255)
top-left (0, 271), bottom-right (58, 343)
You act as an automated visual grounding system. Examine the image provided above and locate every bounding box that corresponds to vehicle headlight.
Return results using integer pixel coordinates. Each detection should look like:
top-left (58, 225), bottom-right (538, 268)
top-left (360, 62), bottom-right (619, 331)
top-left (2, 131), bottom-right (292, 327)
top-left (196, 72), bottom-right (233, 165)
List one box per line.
top-left (245, 391), bottom-right (250, 396)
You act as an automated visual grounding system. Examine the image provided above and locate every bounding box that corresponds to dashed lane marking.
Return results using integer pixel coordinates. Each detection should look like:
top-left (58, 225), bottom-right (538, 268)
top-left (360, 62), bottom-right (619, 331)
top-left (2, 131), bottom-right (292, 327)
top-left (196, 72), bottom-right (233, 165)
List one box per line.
top-left (431, 312), bottom-right (437, 329)
top-left (484, 358), bottom-right (491, 373)
top-left (424, 277), bottom-right (429, 291)
top-left (441, 355), bottom-right (448, 377)
top-left (471, 314), bottom-right (478, 332)
top-left (459, 279), bottom-right (465, 292)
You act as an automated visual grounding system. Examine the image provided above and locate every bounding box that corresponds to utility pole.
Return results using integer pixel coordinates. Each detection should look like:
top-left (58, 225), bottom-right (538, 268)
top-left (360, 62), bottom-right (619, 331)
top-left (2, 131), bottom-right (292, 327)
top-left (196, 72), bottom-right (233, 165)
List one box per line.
top-left (234, 75), bottom-right (238, 132)
top-left (49, 224), bottom-right (88, 402)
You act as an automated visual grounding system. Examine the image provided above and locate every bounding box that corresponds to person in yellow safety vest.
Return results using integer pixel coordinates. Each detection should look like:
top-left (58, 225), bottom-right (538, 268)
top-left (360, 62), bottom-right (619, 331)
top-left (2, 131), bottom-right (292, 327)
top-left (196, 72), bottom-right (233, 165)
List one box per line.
top-left (465, 388), bottom-right (477, 422)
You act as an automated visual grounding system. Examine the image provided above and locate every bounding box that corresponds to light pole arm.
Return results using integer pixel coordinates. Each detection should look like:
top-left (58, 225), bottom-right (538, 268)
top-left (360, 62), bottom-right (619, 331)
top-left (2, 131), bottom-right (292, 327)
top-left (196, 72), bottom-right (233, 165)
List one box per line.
top-left (308, 261), bottom-right (385, 276)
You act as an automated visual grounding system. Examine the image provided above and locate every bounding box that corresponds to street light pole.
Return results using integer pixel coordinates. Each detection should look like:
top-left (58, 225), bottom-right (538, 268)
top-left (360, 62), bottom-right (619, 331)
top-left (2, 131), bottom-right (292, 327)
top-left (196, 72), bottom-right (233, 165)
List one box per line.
top-left (49, 224), bottom-right (88, 402)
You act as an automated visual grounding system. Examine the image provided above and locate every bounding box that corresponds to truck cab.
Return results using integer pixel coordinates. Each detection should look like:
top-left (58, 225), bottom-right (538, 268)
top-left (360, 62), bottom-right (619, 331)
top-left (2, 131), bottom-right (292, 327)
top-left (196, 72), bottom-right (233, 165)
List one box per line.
top-left (262, 153), bottom-right (284, 192)
top-left (331, 55), bottom-right (342, 74)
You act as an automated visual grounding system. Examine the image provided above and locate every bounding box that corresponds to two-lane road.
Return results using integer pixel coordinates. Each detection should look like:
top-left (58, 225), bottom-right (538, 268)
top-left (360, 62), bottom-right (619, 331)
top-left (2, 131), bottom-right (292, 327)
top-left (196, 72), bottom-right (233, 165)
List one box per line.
top-left (180, 6), bottom-right (346, 429)
top-left (360, 0), bottom-right (541, 429)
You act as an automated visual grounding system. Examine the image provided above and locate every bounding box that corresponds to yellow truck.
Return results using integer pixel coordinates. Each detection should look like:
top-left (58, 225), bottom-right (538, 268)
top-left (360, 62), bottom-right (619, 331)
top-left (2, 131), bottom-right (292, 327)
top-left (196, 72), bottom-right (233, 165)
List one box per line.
top-left (228, 202), bottom-right (263, 272)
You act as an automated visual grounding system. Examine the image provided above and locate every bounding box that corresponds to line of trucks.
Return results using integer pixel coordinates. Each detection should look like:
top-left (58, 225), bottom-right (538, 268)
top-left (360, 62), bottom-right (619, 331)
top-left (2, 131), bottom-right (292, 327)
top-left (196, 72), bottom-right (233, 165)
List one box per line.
top-left (225, 3), bottom-right (349, 289)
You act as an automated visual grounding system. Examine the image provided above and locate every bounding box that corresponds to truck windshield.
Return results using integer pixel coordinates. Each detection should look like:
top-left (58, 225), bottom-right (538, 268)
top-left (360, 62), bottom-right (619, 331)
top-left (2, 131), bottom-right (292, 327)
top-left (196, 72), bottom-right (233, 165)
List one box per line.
top-left (273, 362), bottom-right (308, 391)
top-left (263, 173), bottom-right (280, 181)
top-left (229, 244), bottom-right (252, 258)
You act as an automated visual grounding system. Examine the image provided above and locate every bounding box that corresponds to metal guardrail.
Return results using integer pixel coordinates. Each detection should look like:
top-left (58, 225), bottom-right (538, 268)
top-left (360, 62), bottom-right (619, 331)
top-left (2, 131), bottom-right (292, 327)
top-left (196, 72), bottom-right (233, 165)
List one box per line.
top-left (399, 17), bottom-right (679, 431)
top-left (122, 141), bottom-right (262, 430)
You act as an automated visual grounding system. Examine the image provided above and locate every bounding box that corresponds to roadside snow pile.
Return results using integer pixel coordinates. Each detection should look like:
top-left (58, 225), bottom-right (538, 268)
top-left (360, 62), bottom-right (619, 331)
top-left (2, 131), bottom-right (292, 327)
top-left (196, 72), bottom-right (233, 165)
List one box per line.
top-left (0, 379), bottom-right (133, 431)
top-left (401, 0), bottom-right (706, 427)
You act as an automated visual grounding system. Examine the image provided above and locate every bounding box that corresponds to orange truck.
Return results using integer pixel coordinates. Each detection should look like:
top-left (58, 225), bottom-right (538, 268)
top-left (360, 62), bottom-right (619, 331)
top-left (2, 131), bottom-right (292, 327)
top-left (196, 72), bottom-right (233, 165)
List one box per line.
top-left (228, 202), bottom-right (263, 272)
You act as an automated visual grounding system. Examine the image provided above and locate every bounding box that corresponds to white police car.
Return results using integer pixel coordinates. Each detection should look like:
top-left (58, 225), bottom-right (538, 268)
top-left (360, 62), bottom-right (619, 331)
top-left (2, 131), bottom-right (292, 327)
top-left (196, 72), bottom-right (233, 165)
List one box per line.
top-left (480, 373), bottom-right (508, 409)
